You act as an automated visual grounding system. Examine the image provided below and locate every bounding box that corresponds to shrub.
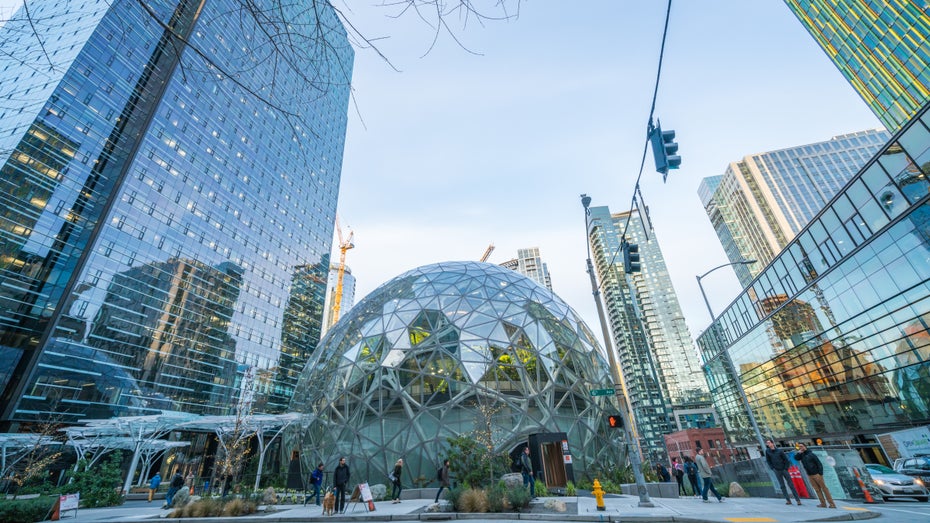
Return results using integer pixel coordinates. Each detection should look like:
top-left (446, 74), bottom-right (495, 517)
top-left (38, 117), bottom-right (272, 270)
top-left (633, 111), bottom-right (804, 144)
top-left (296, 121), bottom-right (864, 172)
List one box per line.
top-left (445, 435), bottom-right (510, 488)
top-left (221, 498), bottom-right (257, 517)
top-left (565, 481), bottom-right (577, 496)
top-left (0, 495), bottom-right (57, 523)
top-left (533, 479), bottom-right (547, 498)
top-left (446, 484), bottom-right (466, 510)
top-left (459, 488), bottom-right (489, 512)
top-left (62, 453), bottom-right (124, 508)
top-left (486, 481), bottom-right (507, 512)
top-left (505, 485), bottom-right (531, 510)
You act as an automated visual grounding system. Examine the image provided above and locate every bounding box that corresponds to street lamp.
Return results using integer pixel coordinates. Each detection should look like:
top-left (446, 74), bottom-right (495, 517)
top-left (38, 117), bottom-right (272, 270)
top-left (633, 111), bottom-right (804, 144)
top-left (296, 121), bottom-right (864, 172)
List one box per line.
top-left (695, 259), bottom-right (767, 456)
top-left (581, 194), bottom-right (653, 508)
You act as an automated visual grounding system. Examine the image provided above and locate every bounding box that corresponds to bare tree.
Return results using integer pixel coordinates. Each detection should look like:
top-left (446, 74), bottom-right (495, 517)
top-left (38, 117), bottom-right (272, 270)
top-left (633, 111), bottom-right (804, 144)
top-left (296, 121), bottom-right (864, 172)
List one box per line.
top-left (0, 0), bottom-right (521, 138)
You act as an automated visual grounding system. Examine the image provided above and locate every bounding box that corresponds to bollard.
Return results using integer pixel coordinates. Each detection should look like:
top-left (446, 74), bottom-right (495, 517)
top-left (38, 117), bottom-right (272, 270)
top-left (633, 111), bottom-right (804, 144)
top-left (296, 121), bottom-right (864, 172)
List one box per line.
top-left (593, 478), bottom-right (606, 511)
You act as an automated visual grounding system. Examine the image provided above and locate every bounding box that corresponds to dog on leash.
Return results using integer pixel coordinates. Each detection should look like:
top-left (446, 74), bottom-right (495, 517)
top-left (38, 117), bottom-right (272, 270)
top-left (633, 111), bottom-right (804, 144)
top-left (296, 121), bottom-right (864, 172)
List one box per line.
top-left (321, 490), bottom-right (336, 516)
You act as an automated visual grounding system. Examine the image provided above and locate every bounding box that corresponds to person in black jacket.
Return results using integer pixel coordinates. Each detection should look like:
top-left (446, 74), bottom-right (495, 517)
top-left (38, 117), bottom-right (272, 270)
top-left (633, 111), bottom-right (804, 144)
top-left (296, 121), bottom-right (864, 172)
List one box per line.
top-left (765, 440), bottom-right (801, 506)
top-left (333, 457), bottom-right (351, 513)
top-left (796, 443), bottom-right (835, 508)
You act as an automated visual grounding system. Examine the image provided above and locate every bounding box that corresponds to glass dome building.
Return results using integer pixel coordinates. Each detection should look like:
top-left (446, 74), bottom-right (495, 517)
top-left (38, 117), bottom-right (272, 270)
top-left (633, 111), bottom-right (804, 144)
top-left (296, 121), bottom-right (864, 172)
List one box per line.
top-left (290, 261), bottom-right (618, 482)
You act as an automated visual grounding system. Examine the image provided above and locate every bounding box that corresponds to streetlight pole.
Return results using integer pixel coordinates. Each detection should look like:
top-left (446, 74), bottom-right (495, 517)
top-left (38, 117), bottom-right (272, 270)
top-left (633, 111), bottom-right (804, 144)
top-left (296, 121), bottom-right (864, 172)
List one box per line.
top-left (695, 260), bottom-right (767, 456)
top-left (581, 195), bottom-right (653, 508)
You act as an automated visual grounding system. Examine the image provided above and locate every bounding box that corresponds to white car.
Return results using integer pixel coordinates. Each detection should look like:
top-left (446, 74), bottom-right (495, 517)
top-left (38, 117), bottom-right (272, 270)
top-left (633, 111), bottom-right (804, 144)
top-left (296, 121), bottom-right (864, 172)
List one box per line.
top-left (864, 464), bottom-right (929, 502)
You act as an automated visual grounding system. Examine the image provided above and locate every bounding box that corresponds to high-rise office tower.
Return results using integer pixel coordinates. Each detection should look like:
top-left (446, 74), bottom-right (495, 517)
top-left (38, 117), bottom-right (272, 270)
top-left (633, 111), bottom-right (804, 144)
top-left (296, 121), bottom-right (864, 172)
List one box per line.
top-left (500, 247), bottom-right (552, 291)
top-left (587, 206), bottom-right (709, 459)
top-left (700, 130), bottom-right (888, 287)
top-left (785, 0), bottom-right (930, 131)
top-left (0, 0), bottom-right (353, 428)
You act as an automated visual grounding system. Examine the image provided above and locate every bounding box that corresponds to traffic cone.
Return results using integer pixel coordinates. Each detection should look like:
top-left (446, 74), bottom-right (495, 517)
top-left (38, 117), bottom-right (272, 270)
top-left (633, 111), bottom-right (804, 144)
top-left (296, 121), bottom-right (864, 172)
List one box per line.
top-left (367, 499), bottom-right (375, 511)
top-left (852, 468), bottom-right (878, 503)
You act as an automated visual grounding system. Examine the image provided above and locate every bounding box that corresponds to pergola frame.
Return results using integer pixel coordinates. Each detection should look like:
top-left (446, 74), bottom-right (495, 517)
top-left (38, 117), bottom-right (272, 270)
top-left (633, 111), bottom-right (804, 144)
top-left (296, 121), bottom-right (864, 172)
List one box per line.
top-left (62, 413), bottom-right (197, 494)
top-left (176, 413), bottom-right (299, 490)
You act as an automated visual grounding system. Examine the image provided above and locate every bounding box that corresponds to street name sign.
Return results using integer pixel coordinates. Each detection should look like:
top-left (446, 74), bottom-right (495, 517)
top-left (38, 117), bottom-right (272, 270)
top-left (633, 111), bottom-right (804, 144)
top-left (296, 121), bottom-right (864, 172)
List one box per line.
top-left (589, 388), bottom-right (615, 397)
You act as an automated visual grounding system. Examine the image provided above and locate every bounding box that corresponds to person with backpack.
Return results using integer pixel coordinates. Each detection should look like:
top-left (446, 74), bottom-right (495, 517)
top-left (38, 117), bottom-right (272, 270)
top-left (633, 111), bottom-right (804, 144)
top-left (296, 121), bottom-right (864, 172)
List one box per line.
top-left (520, 446), bottom-right (534, 497)
top-left (671, 457), bottom-right (686, 495)
top-left (434, 459), bottom-right (450, 502)
top-left (683, 456), bottom-right (701, 497)
top-left (307, 462), bottom-right (324, 506)
top-left (165, 471), bottom-right (184, 508)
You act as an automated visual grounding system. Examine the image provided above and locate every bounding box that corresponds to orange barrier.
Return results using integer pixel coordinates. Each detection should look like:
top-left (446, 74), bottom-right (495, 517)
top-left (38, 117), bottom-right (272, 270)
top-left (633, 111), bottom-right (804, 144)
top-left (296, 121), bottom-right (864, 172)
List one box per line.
top-left (852, 468), bottom-right (877, 503)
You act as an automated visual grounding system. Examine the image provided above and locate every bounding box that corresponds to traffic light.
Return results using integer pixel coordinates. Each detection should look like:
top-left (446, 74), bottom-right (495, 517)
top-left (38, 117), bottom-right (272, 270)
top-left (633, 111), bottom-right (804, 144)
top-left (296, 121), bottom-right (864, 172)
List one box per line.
top-left (649, 119), bottom-right (681, 181)
top-left (622, 242), bottom-right (641, 273)
top-left (607, 415), bottom-right (623, 429)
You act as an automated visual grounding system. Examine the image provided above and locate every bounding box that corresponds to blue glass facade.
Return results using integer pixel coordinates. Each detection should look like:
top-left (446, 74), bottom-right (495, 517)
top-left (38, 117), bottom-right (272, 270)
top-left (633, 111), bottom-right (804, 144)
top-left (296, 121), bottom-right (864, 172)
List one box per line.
top-left (0, 0), bottom-right (352, 426)
top-left (700, 130), bottom-right (888, 288)
top-left (698, 102), bottom-right (930, 449)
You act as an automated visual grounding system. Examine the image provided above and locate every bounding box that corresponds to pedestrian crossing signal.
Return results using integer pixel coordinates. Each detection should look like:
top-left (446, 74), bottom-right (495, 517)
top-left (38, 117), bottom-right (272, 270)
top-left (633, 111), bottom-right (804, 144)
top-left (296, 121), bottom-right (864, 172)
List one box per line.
top-left (607, 415), bottom-right (623, 428)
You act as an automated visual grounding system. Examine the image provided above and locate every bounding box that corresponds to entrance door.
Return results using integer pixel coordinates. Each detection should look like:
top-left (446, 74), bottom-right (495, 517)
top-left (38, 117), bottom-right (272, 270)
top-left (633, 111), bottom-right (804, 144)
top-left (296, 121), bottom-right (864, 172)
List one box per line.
top-left (540, 442), bottom-right (567, 488)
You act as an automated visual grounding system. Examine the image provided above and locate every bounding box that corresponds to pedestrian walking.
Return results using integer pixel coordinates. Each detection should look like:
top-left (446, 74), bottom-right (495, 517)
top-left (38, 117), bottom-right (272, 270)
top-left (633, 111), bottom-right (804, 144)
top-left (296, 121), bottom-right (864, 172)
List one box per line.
top-left (165, 471), bottom-right (184, 508)
top-left (765, 439), bottom-right (801, 506)
top-left (795, 443), bottom-right (835, 508)
top-left (333, 457), bottom-right (350, 513)
top-left (684, 456), bottom-right (701, 497)
top-left (520, 446), bottom-right (535, 497)
top-left (695, 448), bottom-right (724, 503)
top-left (148, 472), bottom-right (161, 502)
top-left (390, 458), bottom-right (404, 503)
top-left (672, 457), bottom-right (687, 495)
top-left (186, 472), bottom-right (195, 496)
top-left (307, 462), bottom-right (324, 506)
top-left (435, 459), bottom-right (450, 503)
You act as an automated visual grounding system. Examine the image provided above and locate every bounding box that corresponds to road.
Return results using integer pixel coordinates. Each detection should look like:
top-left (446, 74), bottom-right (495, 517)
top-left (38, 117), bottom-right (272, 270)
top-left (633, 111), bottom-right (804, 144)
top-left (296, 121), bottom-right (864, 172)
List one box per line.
top-left (867, 499), bottom-right (930, 523)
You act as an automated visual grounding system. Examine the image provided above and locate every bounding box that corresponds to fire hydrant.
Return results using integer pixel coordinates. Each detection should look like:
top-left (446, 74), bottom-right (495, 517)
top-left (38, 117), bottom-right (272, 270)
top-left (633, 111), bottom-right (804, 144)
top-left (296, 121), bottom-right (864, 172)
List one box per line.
top-left (593, 478), bottom-right (606, 511)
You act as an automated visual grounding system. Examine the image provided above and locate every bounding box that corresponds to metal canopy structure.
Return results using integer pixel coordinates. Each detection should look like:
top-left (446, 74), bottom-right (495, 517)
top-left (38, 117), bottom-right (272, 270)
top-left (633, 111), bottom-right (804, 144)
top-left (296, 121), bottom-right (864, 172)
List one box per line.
top-left (176, 413), bottom-right (299, 490)
top-left (63, 412), bottom-right (197, 494)
top-left (0, 434), bottom-right (61, 484)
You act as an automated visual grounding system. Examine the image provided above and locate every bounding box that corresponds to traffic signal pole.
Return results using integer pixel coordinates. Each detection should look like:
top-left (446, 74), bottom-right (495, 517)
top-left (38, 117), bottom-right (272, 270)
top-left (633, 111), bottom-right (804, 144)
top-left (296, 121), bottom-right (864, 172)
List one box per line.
top-left (582, 194), bottom-right (653, 507)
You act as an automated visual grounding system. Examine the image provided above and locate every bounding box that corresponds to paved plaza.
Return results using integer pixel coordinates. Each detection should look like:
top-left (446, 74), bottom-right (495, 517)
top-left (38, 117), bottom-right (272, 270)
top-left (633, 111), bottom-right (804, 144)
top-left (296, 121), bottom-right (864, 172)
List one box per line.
top-left (44, 494), bottom-right (880, 523)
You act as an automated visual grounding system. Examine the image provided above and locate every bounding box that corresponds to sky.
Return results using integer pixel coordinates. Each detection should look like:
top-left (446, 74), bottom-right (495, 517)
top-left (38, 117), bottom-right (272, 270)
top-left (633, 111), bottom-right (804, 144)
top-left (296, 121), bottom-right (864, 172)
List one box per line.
top-left (0, 1), bottom-right (884, 346)
top-left (334, 0), bottom-right (883, 341)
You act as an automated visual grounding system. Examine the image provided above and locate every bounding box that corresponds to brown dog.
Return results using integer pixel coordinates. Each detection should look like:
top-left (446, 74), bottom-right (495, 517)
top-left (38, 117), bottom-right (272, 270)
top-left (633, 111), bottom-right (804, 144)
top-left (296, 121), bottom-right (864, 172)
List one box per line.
top-left (322, 491), bottom-right (336, 516)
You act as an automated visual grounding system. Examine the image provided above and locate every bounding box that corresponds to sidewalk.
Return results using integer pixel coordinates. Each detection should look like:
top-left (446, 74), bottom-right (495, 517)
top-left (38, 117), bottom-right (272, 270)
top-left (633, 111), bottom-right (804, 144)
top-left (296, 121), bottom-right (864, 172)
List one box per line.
top-left (45, 495), bottom-right (881, 523)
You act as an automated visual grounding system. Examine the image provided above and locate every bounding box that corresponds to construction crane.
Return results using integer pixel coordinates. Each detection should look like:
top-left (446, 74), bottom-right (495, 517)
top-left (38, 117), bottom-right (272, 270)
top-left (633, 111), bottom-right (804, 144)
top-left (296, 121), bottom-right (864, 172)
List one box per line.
top-left (331, 217), bottom-right (354, 325)
top-left (479, 243), bottom-right (495, 263)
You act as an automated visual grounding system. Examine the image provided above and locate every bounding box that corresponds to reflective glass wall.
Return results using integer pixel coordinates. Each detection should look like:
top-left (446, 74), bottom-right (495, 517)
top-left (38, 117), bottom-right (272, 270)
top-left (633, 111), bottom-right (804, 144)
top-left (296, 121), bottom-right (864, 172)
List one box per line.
top-left (698, 102), bottom-right (930, 446)
top-left (0, 0), bottom-right (352, 425)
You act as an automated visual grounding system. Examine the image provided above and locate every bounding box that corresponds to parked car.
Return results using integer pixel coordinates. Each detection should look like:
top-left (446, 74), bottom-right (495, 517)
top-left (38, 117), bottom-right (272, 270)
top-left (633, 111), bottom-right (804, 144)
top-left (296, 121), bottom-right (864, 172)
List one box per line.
top-left (894, 456), bottom-right (930, 486)
top-left (864, 464), bottom-right (929, 502)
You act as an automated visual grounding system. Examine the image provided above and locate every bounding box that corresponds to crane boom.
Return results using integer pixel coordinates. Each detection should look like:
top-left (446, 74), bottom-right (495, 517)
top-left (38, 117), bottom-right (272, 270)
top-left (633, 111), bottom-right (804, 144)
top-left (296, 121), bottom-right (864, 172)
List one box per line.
top-left (479, 243), bottom-right (495, 263)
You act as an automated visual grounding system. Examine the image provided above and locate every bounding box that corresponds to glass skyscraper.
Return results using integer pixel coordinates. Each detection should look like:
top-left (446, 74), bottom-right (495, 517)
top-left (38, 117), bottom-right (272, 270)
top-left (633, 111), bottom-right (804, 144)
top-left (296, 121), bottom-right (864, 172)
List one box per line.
top-left (500, 247), bottom-right (553, 291)
top-left (697, 101), bottom-right (930, 485)
top-left (0, 0), bottom-right (352, 428)
top-left (587, 206), bottom-right (709, 460)
top-left (785, 0), bottom-right (930, 131)
top-left (700, 130), bottom-right (888, 287)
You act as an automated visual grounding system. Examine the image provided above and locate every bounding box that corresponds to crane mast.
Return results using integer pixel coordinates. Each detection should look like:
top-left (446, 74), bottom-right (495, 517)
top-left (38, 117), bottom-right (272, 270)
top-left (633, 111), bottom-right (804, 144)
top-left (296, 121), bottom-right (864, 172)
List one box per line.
top-left (332, 218), bottom-right (354, 325)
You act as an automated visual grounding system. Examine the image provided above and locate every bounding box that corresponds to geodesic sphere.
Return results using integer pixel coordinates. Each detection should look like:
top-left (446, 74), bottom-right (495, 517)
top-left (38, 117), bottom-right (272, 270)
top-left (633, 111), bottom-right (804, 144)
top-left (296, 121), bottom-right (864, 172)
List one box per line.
top-left (289, 261), bottom-right (616, 482)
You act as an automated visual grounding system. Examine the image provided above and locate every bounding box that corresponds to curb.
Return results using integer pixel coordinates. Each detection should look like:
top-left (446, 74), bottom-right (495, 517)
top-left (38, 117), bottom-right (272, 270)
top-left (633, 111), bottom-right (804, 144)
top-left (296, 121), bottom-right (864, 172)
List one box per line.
top-left (124, 507), bottom-right (883, 523)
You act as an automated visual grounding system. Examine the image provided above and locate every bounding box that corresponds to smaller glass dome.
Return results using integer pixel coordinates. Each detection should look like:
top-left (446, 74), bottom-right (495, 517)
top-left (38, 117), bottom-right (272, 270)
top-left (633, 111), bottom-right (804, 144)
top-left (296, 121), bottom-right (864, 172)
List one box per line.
top-left (290, 261), bottom-right (618, 482)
